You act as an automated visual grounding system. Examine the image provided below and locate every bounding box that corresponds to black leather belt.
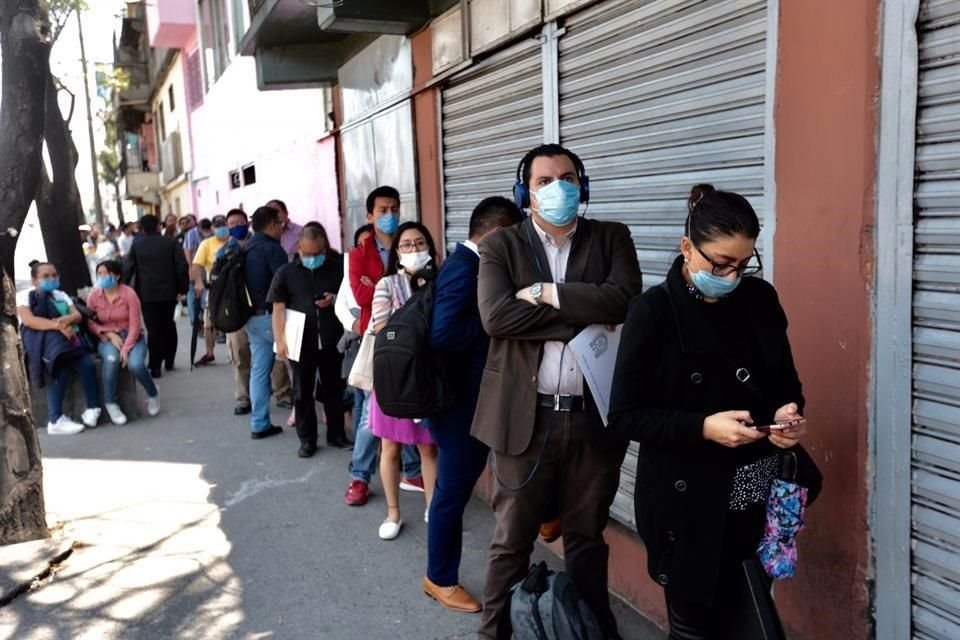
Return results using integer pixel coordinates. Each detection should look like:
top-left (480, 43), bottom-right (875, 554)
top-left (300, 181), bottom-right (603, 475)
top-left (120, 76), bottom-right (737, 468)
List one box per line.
top-left (537, 393), bottom-right (585, 412)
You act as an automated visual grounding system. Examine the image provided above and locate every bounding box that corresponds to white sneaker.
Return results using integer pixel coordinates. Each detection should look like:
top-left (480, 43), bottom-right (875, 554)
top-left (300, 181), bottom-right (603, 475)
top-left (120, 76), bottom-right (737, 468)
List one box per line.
top-left (378, 518), bottom-right (403, 540)
top-left (105, 403), bottom-right (128, 425)
top-left (80, 407), bottom-right (101, 428)
top-left (147, 395), bottom-right (160, 417)
top-left (48, 415), bottom-right (85, 435)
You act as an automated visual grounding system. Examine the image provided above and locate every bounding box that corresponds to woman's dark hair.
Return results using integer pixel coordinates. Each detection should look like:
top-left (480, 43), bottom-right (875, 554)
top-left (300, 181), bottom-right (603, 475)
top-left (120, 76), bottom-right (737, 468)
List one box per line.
top-left (96, 259), bottom-right (123, 278)
top-left (30, 261), bottom-right (52, 279)
top-left (354, 223), bottom-right (374, 247)
top-left (685, 183), bottom-right (760, 245)
top-left (385, 221), bottom-right (437, 277)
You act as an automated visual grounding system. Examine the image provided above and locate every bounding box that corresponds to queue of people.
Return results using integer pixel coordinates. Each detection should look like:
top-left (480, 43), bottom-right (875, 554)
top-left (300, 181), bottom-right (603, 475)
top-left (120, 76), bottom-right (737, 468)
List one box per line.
top-left (20, 142), bottom-right (820, 640)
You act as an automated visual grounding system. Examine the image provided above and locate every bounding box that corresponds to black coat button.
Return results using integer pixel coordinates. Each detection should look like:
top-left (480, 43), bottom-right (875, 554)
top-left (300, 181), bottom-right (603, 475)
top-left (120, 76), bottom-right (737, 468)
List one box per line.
top-left (690, 372), bottom-right (703, 384)
top-left (674, 480), bottom-right (687, 492)
top-left (657, 573), bottom-right (669, 586)
top-left (667, 530), bottom-right (677, 542)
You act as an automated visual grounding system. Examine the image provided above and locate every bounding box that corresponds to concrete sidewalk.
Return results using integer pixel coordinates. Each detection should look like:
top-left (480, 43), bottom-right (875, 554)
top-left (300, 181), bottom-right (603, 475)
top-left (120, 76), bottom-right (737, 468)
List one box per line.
top-left (0, 317), bottom-right (664, 640)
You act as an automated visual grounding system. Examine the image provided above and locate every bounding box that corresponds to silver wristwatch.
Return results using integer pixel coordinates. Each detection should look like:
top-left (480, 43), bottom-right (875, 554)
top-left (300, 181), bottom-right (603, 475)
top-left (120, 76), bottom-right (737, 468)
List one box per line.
top-left (530, 282), bottom-right (544, 305)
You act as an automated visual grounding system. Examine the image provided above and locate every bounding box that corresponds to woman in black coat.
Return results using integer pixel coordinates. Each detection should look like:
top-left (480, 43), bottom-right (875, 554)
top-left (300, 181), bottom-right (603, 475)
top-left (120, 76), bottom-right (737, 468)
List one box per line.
top-left (608, 184), bottom-right (817, 639)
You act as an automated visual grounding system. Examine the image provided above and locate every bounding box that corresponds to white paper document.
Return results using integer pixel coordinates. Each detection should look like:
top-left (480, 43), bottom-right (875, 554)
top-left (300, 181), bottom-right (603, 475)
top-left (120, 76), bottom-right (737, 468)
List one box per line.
top-left (274, 309), bottom-right (306, 362)
top-left (569, 324), bottom-right (623, 427)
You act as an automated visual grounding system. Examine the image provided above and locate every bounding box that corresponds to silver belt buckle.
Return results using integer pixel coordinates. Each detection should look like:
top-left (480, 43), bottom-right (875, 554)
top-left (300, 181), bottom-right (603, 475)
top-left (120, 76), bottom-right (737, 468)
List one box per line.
top-left (554, 394), bottom-right (561, 411)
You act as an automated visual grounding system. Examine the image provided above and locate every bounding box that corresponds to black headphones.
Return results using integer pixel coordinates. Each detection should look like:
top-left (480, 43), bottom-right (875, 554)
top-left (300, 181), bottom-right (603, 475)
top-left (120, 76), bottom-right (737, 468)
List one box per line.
top-left (512, 145), bottom-right (591, 210)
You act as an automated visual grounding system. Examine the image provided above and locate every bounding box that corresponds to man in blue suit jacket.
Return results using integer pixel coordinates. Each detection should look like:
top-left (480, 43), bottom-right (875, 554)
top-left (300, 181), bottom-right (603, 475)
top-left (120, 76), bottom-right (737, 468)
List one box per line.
top-left (423, 197), bottom-right (524, 613)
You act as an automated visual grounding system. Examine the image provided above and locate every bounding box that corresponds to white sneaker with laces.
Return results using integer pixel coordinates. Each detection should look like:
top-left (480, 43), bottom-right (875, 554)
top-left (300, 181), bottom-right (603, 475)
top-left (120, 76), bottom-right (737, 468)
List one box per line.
top-left (378, 518), bottom-right (403, 540)
top-left (48, 415), bottom-right (85, 435)
top-left (105, 403), bottom-right (128, 425)
top-left (80, 407), bottom-right (101, 428)
top-left (147, 395), bottom-right (160, 416)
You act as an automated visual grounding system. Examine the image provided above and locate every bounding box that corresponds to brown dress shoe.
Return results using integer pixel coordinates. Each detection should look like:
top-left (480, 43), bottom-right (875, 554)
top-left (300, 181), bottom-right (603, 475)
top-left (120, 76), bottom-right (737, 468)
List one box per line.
top-left (539, 519), bottom-right (562, 543)
top-left (422, 577), bottom-right (482, 613)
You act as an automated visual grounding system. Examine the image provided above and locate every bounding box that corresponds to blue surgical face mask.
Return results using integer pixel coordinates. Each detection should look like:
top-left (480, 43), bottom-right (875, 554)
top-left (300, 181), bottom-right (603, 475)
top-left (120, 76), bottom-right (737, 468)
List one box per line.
top-left (229, 225), bottom-right (249, 241)
top-left (39, 278), bottom-right (60, 293)
top-left (97, 275), bottom-right (118, 290)
top-left (534, 180), bottom-right (581, 227)
top-left (689, 265), bottom-right (742, 298)
top-left (301, 254), bottom-right (325, 270)
top-left (376, 213), bottom-right (399, 235)
top-left (214, 227), bottom-right (229, 239)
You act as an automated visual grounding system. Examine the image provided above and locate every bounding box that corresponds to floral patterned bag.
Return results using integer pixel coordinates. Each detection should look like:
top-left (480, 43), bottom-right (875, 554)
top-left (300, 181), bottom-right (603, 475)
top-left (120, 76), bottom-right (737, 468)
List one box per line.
top-left (757, 451), bottom-right (809, 579)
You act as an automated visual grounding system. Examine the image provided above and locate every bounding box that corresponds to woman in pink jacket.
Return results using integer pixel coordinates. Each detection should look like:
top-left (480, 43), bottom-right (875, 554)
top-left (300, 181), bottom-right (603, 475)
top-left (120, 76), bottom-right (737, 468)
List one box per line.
top-left (86, 259), bottom-right (160, 424)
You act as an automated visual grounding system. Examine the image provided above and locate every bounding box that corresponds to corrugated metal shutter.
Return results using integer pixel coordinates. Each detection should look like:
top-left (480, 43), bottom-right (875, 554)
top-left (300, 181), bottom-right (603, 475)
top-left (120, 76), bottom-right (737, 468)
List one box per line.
top-left (441, 37), bottom-right (543, 251)
top-left (558, 0), bottom-right (768, 528)
top-left (912, 2), bottom-right (960, 639)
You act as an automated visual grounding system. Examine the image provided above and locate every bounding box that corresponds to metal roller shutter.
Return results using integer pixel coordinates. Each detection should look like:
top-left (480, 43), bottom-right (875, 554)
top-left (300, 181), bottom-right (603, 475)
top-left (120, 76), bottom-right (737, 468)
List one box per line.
top-left (558, 0), bottom-right (769, 529)
top-left (912, 2), bottom-right (960, 638)
top-left (441, 37), bottom-right (544, 251)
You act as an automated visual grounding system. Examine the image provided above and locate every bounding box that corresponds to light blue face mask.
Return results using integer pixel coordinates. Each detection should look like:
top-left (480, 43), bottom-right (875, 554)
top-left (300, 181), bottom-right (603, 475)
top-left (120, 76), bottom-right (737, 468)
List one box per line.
top-left (39, 278), bottom-right (60, 293)
top-left (301, 254), bottom-right (325, 270)
top-left (534, 180), bottom-right (581, 227)
top-left (689, 266), bottom-right (742, 298)
top-left (214, 227), bottom-right (230, 240)
top-left (97, 275), bottom-right (118, 290)
top-left (376, 213), bottom-right (399, 235)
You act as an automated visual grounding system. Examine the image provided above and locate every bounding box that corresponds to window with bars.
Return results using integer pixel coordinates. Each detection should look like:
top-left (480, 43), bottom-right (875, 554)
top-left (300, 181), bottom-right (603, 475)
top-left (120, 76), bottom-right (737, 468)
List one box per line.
top-left (185, 50), bottom-right (204, 110)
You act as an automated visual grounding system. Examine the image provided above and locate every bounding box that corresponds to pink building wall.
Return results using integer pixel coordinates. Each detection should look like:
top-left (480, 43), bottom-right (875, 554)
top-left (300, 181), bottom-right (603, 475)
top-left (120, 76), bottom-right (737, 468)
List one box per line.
top-left (147, 0), bottom-right (196, 49)
top-left (189, 57), bottom-right (340, 249)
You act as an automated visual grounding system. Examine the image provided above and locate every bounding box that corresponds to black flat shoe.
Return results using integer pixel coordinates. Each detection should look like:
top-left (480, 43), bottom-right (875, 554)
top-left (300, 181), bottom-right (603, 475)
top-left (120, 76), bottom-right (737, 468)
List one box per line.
top-left (150, 369), bottom-right (162, 379)
top-left (298, 443), bottom-right (318, 458)
top-left (234, 404), bottom-right (252, 416)
top-left (326, 436), bottom-right (354, 450)
top-left (251, 426), bottom-right (283, 440)
top-left (276, 399), bottom-right (294, 410)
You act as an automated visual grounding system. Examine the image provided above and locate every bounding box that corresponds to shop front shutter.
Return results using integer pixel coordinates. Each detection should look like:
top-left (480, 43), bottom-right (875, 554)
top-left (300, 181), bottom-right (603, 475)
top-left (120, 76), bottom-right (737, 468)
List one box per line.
top-left (911, 2), bottom-right (960, 639)
top-left (441, 37), bottom-right (543, 251)
top-left (558, 0), bottom-right (769, 528)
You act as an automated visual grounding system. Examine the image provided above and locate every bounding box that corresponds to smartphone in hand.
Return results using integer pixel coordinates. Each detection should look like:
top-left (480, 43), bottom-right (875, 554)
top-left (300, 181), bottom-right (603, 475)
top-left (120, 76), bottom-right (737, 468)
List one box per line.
top-left (752, 417), bottom-right (806, 432)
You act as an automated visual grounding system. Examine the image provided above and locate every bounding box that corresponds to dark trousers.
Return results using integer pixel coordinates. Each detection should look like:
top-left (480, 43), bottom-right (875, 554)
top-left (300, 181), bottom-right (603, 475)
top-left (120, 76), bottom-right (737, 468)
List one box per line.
top-left (141, 300), bottom-right (178, 371)
top-left (292, 347), bottom-right (345, 446)
top-left (665, 506), bottom-right (776, 640)
top-left (479, 406), bottom-right (627, 639)
top-left (427, 411), bottom-right (489, 587)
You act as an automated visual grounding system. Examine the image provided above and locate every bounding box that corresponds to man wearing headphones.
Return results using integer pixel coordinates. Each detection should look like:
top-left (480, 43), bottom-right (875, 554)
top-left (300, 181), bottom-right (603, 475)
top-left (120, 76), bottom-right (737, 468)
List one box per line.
top-left (473, 144), bottom-right (643, 638)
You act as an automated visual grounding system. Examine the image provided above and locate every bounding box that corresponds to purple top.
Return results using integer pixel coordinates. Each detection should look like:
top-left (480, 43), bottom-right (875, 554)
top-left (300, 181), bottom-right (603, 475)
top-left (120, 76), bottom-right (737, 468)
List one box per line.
top-left (280, 220), bottom-right (303, 260)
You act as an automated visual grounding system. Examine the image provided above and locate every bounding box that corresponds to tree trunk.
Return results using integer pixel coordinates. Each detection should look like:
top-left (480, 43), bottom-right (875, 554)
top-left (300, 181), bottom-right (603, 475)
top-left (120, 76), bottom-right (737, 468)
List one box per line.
top-left (36, 73), bottom-right (91, 296)
top-left (0, 0), bottom-right (51, 545)
top-left (0, 0), bottom-right (51, 279)
top-left (0, 266), bottom-right (48, 544)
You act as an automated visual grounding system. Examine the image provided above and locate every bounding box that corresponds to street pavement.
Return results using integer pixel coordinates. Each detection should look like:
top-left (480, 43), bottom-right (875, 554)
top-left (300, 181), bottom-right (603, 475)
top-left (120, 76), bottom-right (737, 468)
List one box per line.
top-left (0, 316), bottom-right (665, 640)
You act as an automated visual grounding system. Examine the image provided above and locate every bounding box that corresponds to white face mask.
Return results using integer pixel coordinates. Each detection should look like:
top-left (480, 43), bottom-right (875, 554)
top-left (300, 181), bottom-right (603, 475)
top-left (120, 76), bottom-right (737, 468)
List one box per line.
top-left (399, 250), bottom-right (431, 273)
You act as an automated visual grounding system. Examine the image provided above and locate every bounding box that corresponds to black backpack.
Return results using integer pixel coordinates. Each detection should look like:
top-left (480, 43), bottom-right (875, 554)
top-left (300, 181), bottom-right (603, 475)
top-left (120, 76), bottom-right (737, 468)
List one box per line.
top-left (501, 562), bottom-right (604, 640)
top-left (372, 271), bottom-right (453, 419)
top-left (207, 242), bottom-right (253, 333)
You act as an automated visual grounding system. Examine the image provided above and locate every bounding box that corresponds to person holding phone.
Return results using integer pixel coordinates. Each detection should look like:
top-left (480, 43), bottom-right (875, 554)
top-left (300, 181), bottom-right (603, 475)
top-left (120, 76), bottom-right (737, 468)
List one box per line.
top-left (269, 224), bottom-right (347, 458)
top-left (608, 184), bottom-right (812, 639)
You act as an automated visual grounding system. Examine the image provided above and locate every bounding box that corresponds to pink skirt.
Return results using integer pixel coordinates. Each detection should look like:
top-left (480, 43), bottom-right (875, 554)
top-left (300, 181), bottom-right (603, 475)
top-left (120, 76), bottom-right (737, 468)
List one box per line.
top-left (369, 392), bottom-right (435, 445)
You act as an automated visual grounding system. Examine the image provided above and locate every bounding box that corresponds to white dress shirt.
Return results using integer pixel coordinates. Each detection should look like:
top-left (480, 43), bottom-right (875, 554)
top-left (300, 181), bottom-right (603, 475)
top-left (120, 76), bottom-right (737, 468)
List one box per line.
top-left (334, 251), bottom-right (360, 333)
top-left (463, 239), bottom-right (480, 257)
top-left (531, 219), bottom-right (583, 396)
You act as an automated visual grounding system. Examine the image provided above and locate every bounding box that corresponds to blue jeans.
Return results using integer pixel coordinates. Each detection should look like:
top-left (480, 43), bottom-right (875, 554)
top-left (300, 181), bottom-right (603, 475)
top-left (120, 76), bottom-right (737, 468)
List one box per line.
top-left (46, 353), bottom-right (100, 422)
top-left (427, 414), bottom-right (489, 586)
top-left (352, 386), bottom-right (364, 434)
top-left (244, 314), bottom-right (276, 432)
top-left (98, 337), bottom-right (157, 402)
top-left (349, 391), bottom-right (421, 484)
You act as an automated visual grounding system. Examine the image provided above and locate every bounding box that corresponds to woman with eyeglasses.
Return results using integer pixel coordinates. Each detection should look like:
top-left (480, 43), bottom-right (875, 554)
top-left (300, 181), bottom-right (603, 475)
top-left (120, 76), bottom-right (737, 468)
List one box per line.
top-left (609, 184), bottom-right (814, 639)
top-left (369, 221), bottom-right (439, 540)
